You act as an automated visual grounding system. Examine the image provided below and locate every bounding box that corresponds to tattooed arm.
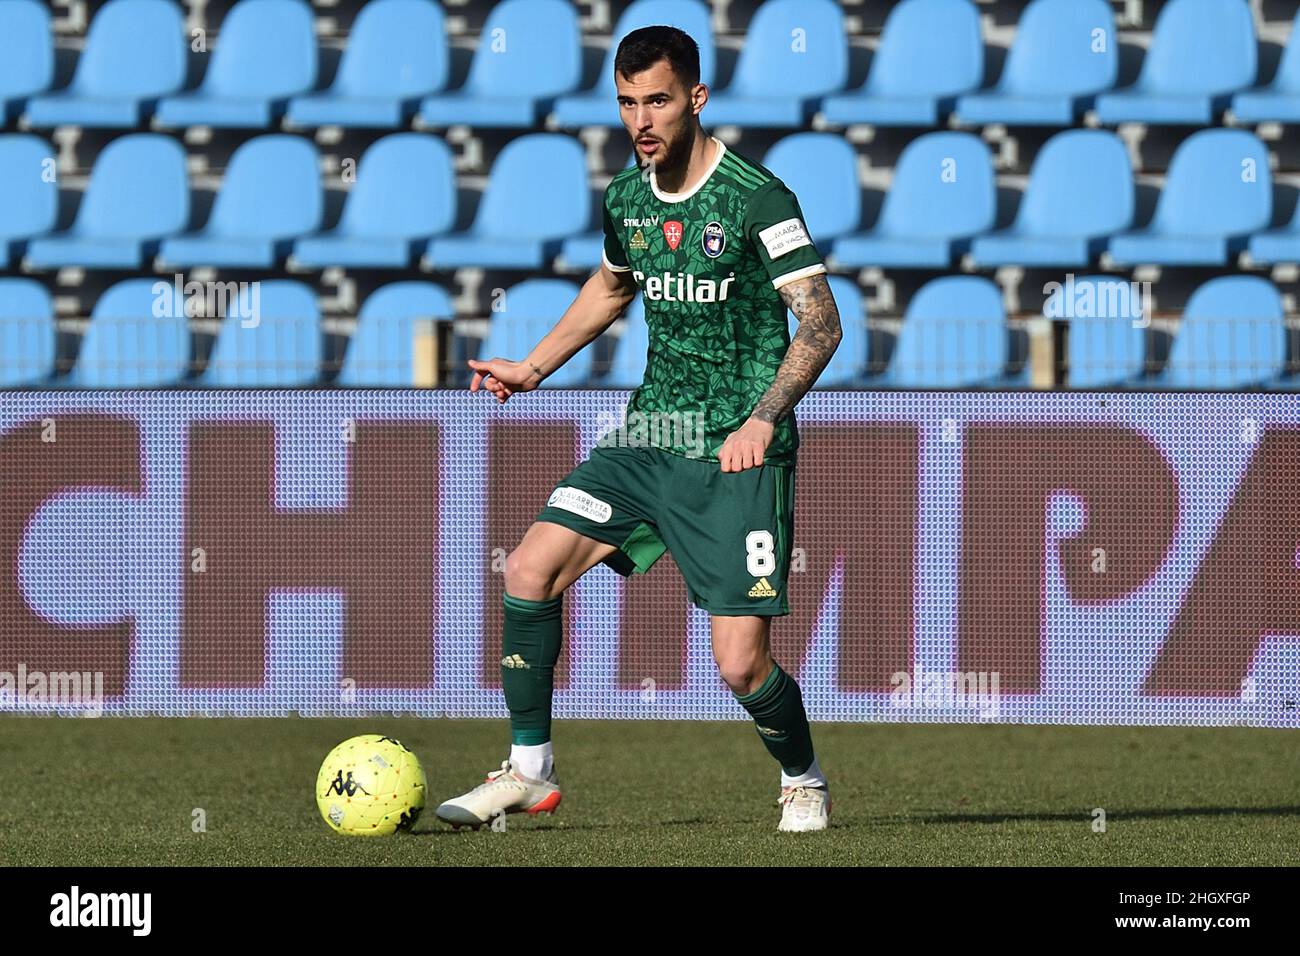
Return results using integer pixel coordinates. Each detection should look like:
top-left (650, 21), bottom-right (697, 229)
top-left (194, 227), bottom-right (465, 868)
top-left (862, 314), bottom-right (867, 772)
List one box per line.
top-left (718, 274), bottom-right (842, 472)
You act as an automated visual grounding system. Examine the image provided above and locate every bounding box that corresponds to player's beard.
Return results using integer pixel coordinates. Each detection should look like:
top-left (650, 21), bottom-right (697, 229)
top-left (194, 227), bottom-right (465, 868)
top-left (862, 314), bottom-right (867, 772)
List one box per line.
top-left (640, 121), bottom-right (697, 186)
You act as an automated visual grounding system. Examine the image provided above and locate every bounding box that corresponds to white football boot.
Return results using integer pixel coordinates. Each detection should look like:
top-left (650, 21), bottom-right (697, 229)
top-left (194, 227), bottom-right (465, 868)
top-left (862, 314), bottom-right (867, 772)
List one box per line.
top-left (435, 759), bottom-right (562, 830)
top-left (778, 784), bottom-right (831, 832)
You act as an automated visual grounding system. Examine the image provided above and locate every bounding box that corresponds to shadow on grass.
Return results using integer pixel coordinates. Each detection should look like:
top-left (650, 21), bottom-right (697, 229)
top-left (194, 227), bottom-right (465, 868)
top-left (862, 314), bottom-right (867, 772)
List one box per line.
top-left (906, 805), bottom-right (1300, 825)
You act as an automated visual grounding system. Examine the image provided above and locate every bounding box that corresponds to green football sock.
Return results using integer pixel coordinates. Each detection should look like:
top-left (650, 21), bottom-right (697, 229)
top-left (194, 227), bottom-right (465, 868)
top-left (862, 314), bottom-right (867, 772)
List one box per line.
top-left (733, 663), bottom-right (816, 777)
top-left (501, 592), bottom-right (563, 746)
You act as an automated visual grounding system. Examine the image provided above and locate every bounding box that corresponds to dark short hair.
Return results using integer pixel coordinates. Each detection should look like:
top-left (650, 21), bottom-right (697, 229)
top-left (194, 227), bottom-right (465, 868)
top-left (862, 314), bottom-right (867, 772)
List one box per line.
top-left (614, 25), bottom-right (701, 90)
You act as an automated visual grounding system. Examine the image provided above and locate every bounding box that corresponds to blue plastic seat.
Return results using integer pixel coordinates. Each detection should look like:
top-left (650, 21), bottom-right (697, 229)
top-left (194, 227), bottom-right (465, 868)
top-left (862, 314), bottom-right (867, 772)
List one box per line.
top-left (0, 135), bottom-right (57, 267)
top-left (707, 0), bottom-right (847, 127)
top-left (552, 0), bottom-right (715, 127)
top-left (1247, 192), bottom-right (1300, 264)
top-left (339, 282), bottom-right (453, 386)
top-left (832, 132), bottom-right (994, 268)
top-left (971, 130), bottom-right (1132, 267)
top-left (1233, 9), bottom-right (1300, 122)
top-left (785, 276), bottom-right (868, 387)
top-left (159, 135), bottom-right (321, 268)
top-left (0, 1), bottom-right (53, 125)
top-left (293, 134), bottom-right (454, 269)
top-left (25, 134), bottom-right (188, 269)
top-left (604, 296), bottom-right (649, 388)
top-left (0, 279), bottom-right (55, 386)
top-left (427, 134), bottom-right (589, 270)
top-left (418, 0), bottom-right (579, 128)
top-left (1107, 130), bottom-right (1270, 266)
top-left (25, 0), bottom-right (185, 127)
top-left (478, 279), bottom-right (589, 387)
top-left (1150, 277), bottom-right (1285, 388)
top-left (873, 277), bottom-right (1008, 387)
top-left (156, 0), bottom-right (316, 128)
top-left (956, 0), bottom-right (1117, 125)
top-left (66, 278), bottom-right (191, 387)
top-left (1053, 276), bottom-right (1147, 387)
top-left (763, 134), bottom-right (860, 244)
top-left (821, 0), bottom-right (981, 127)
top-left (288, 1), bottom-right (447, 128)
top-left (199, 280), bottom-right (321, 387)
top-left (1094, 0), bottom-right (1256, 125)
top-left (559, 154), bottom-right (636, 271)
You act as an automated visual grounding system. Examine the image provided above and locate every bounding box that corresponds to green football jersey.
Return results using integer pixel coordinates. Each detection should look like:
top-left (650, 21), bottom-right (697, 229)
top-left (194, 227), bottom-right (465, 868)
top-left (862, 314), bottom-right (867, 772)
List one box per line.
top-left (599, 137), bottom-right (827, 467)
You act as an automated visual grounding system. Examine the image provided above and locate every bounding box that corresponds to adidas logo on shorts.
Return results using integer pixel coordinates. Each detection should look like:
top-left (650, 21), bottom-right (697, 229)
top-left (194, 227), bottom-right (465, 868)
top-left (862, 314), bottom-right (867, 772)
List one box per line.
top-left (500, 654), bottom-right (530, 669)
top-left (748, 577), bottom-right (778, 598)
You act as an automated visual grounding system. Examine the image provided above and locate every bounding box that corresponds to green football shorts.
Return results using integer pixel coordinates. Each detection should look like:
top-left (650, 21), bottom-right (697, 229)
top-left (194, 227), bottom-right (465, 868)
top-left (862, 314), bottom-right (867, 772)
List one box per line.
top-left (535, 444), bottom-right (795, 616)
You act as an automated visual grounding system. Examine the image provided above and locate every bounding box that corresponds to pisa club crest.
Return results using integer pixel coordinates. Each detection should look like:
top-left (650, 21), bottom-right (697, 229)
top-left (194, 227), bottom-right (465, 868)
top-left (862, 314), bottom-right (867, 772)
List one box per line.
top-left (663, 220), bottom-right (683, 250)
top-left (702, 221), bottom-right (726, 258)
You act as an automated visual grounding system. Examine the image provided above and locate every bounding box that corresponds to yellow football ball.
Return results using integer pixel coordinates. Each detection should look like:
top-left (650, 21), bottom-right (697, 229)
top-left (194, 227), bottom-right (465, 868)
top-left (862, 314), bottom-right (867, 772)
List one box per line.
top-left (316, 735), bottom-right (427, 836)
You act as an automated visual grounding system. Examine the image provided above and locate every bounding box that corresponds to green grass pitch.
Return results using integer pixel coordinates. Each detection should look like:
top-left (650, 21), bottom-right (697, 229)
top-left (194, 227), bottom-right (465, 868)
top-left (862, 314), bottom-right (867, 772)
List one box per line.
top-left (1, 717), bottom-right (1296, 866)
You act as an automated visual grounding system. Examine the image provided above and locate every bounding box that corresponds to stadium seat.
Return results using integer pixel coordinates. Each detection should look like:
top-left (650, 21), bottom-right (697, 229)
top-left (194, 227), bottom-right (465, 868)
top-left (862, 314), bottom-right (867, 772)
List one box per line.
top-left (604, 295), bottom-right (649, 388)
top-left (706, 0), bottom-right (847, 127)
top-left (1107, 130), bottom-right (1270, 267)
top-left (159, 135), bottom-right (321, 268)
top-left (24, 0), bottom-right (185, 127)
top-left (0, 0), bottom-right (53, 125)
top-left (559, 154), bottom-right (637, 271)
top-left (821, 0), bottom-right (981, 127)
top-left (67, 278), bottom-right (191, 387)
top-left (287, 0), bottom-right (447, 129)
top-left (1246, 193), bottom-right (1300, 264)
top-left (786, 276), bottom-right (868, 387)
top-left (0, 134), bottom-right (57, 267)
top-left (293, 134), bottom-right (454, 269)
top-left (763, 134), bottom-right (861, 245)
top-left (970, 130), bottom-right (1133, 267)
top-left (873, 277), bottom-right (1009, 387)
top-left (24, 134), bottom-right (188, 269)
top-left (339, 282), bottom-right (452, 387)
top-left (1148, 277), bottom-right (1285, 388)
top-left (427, 134), bottom-right (589, 270)
top-left (551, 0), bottom-right (715, 127)
top-left (0, 279), bottom-right (55, 386)
top-left (1093, 0), bottom-right (1256, 125)
top-left (955, 0), bottom-right (1118, 126)
top-left (1054, 276), bottom-right (1147, 387)
top-left (479, 279), bottom-right (590, 387)
top-left (155, 0), bottom-right (317, 128)
top-left (831, 132), bottom-right (994, 269)
top-left (199, 280), bottom-right (321, 387)
top-left (418, 0), bottom-right (580, 128)
top-left (1233, 8), bottom-right (1300, 122)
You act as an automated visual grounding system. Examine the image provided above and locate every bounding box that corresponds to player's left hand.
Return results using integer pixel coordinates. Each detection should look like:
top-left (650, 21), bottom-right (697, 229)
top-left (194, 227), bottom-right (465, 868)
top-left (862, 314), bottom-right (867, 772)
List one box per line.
top-left (718, 418), bottom-right (774, 473)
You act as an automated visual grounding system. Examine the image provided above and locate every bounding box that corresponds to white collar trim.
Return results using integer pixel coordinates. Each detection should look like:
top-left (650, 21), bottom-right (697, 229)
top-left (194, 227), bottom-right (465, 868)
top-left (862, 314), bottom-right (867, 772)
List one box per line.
top-left (649, 136), bottom-right (726, 204)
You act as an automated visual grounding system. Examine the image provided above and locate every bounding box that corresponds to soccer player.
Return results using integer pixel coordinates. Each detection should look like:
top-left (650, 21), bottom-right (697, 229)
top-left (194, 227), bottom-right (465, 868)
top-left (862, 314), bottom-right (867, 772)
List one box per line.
top-left (437, 25), bottom-right (842, 832)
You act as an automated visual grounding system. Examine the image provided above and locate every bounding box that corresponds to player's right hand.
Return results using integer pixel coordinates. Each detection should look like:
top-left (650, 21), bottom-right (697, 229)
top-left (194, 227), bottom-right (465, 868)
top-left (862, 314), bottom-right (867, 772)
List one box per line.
top-left (467, 358), bottom-right (538, 405)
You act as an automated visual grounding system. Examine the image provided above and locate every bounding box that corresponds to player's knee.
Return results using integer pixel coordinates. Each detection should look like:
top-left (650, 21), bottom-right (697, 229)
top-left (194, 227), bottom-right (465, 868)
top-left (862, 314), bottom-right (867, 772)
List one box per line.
top-left (503, 547), bottom-right (560, 601)
top-left (714, 651), bottom-right (767, 696)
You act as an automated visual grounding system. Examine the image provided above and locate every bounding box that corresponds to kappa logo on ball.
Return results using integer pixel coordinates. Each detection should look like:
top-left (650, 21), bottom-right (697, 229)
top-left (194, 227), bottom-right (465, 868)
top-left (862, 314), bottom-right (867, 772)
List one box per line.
top-left (547, 487), bottom-right (613, 523)
top-left (662, 220), bottom-right (683, 250)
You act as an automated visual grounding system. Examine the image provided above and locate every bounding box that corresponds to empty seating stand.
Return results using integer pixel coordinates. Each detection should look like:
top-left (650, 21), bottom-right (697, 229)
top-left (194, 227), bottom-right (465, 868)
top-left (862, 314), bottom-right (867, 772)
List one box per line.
top-left (821, 0), bottom-right (982, 127)
top-left (26, 0), bottom-right (185, 128)
top-left (956, 0), bottom-right (1117, 126)
top-left (155, 0), bottom-right (317, 129)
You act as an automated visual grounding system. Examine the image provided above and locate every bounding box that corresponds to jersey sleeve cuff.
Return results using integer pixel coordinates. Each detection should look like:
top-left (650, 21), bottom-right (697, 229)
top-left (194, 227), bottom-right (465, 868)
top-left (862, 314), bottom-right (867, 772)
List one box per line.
top-left (602, 249), bottom-right (632, 273)
top-left (771, 262), bottom-right (827, 290)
